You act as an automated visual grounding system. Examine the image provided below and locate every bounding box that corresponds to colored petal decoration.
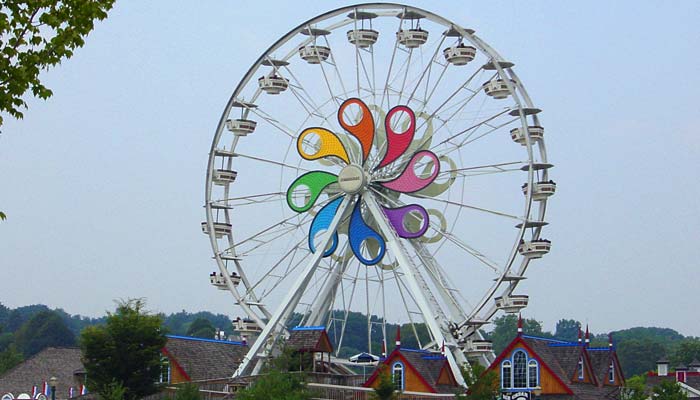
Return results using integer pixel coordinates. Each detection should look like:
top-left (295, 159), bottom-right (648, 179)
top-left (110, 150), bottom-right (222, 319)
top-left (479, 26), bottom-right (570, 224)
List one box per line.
top-left (338, 98), bottom-right (374, 163)
top-left (376, 105), bottom-right (415, 169)
top-left (308, 197), bottom-right (343, 257)
top-left (381, 204), bottom-right (429, 239)
top-left (297, 127), bottom-right (350, 164)
top-left (286, 171), bottom-right (338, 213)
top-left (349, 197), bottom-right (386, 265)
top-left (379, 150), bottom-right (440, 193)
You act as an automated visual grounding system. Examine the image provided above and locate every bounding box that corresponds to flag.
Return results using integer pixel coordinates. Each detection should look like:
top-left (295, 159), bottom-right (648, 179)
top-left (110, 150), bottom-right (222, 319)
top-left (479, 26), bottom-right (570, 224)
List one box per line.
top-left (68, 387), bottom-right (74, 398)
top-left (80, 385), bottom-right (87, 396)
top-left (32, 386), bottom-right (38, 398)
top-left (42, 382), bottom-right (49, 396)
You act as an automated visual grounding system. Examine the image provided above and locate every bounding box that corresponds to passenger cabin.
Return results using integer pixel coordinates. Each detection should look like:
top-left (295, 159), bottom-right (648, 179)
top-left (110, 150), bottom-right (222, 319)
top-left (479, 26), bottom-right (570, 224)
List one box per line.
top-left (298, 45), bottom-right (331, 64)
top-left (347, 29), bottom-right (378, 47)
top-left (209, 271), bottom-right (240, 289)
top-left (258, 74), bottom-right (289, 94)
top-left (397, 29), bottom-right (428, 48)
top-left (483, 79), bottom-right (516, 99)
top-left (487, 318), bottom-right (625, 399)
top-left (443, 44), bottom-right (476, 66)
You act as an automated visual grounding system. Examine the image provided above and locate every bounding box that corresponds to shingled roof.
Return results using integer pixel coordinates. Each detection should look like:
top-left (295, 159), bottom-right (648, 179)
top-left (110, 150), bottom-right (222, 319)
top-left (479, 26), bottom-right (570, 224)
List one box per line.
top-left (162, 335), bottom-right (247, 381)
top-left (286, 326), bottom-right (333, 353)
top-left (490, 334), bottom-right (624, 400)
top-left (0, 347), bottom-right (84, 398)
top-left (363, 347), bottom-right (458, 394)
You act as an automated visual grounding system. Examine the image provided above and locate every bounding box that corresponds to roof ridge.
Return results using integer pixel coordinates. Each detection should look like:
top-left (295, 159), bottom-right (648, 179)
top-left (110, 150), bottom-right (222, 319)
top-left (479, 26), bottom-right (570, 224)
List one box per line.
top-left (166, 334), bottom-right (245, 345)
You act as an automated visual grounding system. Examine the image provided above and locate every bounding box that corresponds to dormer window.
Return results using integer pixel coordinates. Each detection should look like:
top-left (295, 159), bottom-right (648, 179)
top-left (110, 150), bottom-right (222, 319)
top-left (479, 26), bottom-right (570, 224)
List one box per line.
top-left (159, 356), bottom-right (170, 384)
top-left (502, 360), bottom-right (512, 388)
top-left (577, 357), bottom-right (584, 380)
top-left (608, 361), bottom-right (615, 383)
top-left (502, 350), bottom-right (539, 389)
top-left (392, 362), bottom-right (404, 391)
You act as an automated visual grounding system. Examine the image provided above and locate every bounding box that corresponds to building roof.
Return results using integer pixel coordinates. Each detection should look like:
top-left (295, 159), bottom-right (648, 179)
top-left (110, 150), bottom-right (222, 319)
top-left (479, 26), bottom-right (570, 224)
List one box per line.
top-left (363, 347), bottom-right (458, 394)
top-left (0, 347), bottom-right (84, 398)
top-left (162, 335), bottom-right (247, 381)
top-left (286, 327), bottom-right (333, 353)
top-left (490, 334), bottom-right (625, 400)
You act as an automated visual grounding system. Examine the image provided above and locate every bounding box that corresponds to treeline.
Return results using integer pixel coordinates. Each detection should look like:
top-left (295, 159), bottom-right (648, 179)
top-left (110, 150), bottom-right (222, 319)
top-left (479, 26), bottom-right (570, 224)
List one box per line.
top-left (1, 303), bottom-right (699, 380)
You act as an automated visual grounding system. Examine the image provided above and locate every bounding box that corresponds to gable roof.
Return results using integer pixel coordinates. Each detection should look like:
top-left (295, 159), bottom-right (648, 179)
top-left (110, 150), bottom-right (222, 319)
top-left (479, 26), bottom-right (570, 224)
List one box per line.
top-left (162, 335), bottom-right (247, 381)
top-left (363, 347), bottom-right (458, 394)
top-left (286, 326), bottom-right (333, 353)
top-left (489, 334), bottom-right (626, 399)
top-left (0, 347), bottom-right (84, 396)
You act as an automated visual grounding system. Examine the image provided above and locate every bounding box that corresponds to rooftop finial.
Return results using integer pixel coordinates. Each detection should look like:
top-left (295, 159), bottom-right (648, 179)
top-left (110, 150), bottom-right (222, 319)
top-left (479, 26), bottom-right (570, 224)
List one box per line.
top-left (585, 325), bottom-right (590, 347)
top-left (517, 313), bottom-right (523, 335)
top-left (577, 325), bottom-right (582, 344)
top-left (395, 326), bottom-right (401, 348)
top-left (608, 333), bottom-right (613, 348)
top-left (382, 339), bottom-right (387, 358)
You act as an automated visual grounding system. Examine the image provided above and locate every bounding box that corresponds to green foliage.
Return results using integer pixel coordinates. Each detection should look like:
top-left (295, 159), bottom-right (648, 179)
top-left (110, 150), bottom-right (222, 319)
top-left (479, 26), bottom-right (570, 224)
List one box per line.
top-left (162, 310), bottom-right (232, 336)
top-left (170, 383), bottom-right (201, 400)
top-left (185, 318), bottom-right (215, 339)
top-left (14, 310), bottom-right (75, 357)
top-left (81, 299), bottom-right (167, 400)
top-left (99, 381), bottom-right (127, 400)
top-left (621, 375), bottom-right (647, 400)
top-left (235, 369), bottom-right (313, 400)
top-left (670, 338), bottom-right (700, 367)
top-left (0, 344), bottom-right (23, 374)
top-left (458, 362), bottom-right (498, 400)
top-left (372, 366), bottom-right (396, 400)
top-left (0, 0), bottom-right (116, 126)
top-left (0, 211), bottom-right (5, 220)
top-left (554, 319), bottom-right (581, 342)
top-left (652, 380), bottom-right (688, 400)
top-left (484, 315), bottom-right (548, 354)
top-left (617, 338), bottom-right (666, 377)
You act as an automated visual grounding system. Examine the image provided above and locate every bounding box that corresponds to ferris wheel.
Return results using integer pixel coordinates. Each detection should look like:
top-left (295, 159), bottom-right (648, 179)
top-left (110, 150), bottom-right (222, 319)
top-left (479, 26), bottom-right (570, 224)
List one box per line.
top-left (202, 3), bottom-right (554, 385)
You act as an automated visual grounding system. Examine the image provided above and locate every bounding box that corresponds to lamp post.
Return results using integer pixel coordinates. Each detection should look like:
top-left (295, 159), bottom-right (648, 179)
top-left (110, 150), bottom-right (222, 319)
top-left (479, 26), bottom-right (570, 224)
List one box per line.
top-left (532, 386), bottom-right (542, 400)
top-left (49, 376), bottom-right (58, 400)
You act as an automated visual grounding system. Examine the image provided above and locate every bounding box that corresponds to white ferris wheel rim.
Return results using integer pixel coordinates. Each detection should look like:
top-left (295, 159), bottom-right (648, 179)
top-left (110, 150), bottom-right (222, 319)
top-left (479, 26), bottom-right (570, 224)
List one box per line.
top-left (203, 2), bottom-right (551, 381)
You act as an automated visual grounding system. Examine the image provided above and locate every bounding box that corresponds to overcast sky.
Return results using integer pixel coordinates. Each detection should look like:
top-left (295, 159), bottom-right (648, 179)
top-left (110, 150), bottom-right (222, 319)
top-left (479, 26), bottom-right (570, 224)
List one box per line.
top-left (1, 1), bottom-right (699, 337)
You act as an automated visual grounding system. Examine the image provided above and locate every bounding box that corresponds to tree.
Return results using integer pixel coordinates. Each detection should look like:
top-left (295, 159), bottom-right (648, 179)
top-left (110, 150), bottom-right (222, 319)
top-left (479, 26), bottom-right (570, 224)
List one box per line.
top-left (170, 383), bottom-right (201, 400)
top-left (14, 310), bottom-right (75, 357)
top-left (652, 380), bottom-right (688, 400)
top-left (554, 319), bottom-right (581, 342)
top-left (80, 299), bottom-right (167, 400)
top-left (458, 362), bottom-right (498, 400)
top-left (235, 369), bottom-right (314, 400)
top-left (185, 318), bottom-right (215, 339)
top-left (670, 338), bottom-right (700, 367)
top-left (372, 365), bottom-right (397, 400)
top-left (486, 315), bottom-right (548, 354)
top-left (617, 338), bottom-right (666, 377)
top-left (621, 374), bottom-right (647, 400)
top-left (0, 0), bottom-right (116, 126)
top-left (0, 344), bottom-right (23, 374)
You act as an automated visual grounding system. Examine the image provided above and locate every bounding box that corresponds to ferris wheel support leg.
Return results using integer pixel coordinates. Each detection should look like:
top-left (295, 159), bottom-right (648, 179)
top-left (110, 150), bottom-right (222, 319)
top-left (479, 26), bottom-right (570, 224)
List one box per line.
top-left (232, 197), bottom-right (353, 378)
top-left (306, 256), bottom-right (351, 327)
top-left (363, 196), bottom-right (468, 388)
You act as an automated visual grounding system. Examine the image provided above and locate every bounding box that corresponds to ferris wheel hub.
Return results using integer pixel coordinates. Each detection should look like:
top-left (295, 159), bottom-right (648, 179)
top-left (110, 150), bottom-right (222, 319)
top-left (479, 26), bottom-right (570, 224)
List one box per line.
top-left (338, 164), bottom-right (366, 194)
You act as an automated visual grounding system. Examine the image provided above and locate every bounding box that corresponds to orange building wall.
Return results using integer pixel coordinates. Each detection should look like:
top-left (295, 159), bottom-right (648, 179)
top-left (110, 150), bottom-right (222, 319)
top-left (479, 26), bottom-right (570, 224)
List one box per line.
top-left (168, 359), bottom-right (190, 384)
top-left (496, 344), bottom-right (570, 395)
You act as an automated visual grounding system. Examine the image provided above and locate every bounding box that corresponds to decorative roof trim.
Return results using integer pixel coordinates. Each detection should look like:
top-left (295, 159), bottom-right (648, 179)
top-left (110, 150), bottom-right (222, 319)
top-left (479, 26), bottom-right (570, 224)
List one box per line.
top-left (486, 336), bottom-right (574, 395)
top-left (291, 326), bottom-right (326, 331)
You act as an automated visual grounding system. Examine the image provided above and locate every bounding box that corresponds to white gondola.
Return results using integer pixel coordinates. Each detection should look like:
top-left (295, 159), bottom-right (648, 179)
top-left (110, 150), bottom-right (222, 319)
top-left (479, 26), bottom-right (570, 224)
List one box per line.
top-left (210, 271), bottom-right (240, 289)
top-left (464, 340), bottom-right (493, 356)
top-left (226, 118), bottom-right (257, 136)
top-left (443, 44), bottom-right (476, 66)
top-left (233, 317), bottom-right (262, 334)
top-left (201, 221), bottom-right (232, 238)
top-left (299, 45), bottom-right (331, 64)
top-left (518, 239), bottom-right (551, 258)
top-left (510, 125), bottom-right (544, 145)
top-left (482, 79), bottom-right (515, 99)
top-left (213, 169), bottom-right (237, 186)
top-left (495, 294), bottom-right (529, 314)
top-left (347, 29), bottom-right (379, 47)
top-left (397, 29), bottom-right (428, 48)
top-left (522, 181), bottom-right (556, 201)
top-left (257, 74), bottom-right (289, 94)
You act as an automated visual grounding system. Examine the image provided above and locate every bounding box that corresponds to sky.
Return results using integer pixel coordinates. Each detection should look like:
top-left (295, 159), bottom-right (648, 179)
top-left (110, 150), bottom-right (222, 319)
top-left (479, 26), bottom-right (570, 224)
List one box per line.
top-left (1, 1), bottom-right (699, 338)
